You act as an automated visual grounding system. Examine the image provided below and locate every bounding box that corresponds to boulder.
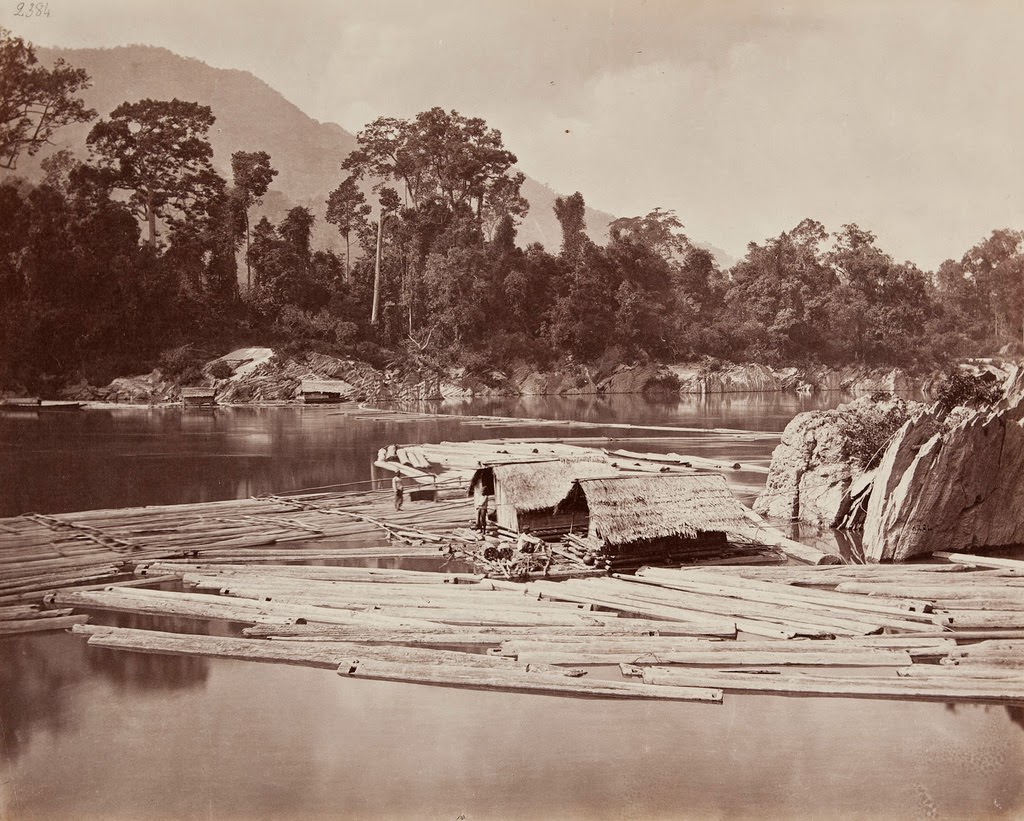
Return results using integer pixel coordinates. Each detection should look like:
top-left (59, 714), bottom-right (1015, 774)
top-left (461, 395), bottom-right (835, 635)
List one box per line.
top-left (862, 367), bottom-right (1024, 561)
top-left (754, 396), bottom-right (918, 527)
top-left (597, 363), bottom-right (679, 395)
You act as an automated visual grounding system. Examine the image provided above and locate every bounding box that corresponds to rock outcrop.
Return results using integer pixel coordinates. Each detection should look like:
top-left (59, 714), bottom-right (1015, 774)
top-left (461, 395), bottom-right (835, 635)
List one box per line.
top-left (674, 363), bottom-right (804, 394)
top-left (754, 397), bottom-right (919, 528)
top-left (862, 368), bottom-right (1024, 561)
top-left (670, 362), bottom-right (918, 395)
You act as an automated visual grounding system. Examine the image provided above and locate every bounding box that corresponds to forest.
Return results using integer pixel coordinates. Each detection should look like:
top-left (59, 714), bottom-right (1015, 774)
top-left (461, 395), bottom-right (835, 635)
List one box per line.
top-left (2, 28), bottom-right (1023, 394)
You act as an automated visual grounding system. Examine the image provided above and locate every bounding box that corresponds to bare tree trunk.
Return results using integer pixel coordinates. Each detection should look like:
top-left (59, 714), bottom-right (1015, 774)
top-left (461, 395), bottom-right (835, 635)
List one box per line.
top-left (146, 195), bottom-right (157, 248)
top-left (244, 210), bottom-right (251, 293)
top-left (371, 216), bottom-right (384, 325)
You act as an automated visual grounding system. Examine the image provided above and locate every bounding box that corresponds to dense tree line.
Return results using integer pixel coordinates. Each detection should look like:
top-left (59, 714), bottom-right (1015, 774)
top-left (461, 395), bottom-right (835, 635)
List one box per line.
top-left (2, 28), bottom-right (1022, 394)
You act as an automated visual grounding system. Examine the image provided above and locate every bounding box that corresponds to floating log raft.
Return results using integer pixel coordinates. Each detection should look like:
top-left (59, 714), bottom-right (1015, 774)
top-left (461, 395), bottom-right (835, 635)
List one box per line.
top-left (53, 561), bottom-right (1024, 704)
top-left (0, 488), bottom-right (474, 609)
top-left (1, 432), bottom-right (847, 631)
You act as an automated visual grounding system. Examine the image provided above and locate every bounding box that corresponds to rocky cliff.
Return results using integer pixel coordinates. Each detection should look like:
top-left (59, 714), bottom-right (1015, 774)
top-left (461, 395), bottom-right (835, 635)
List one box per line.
top-left (862, 368), bottom-right (1024, 561)
top-left (753, 397), bottom-right (919, 528)
top-left (671, 363), bottom-right (917, 395)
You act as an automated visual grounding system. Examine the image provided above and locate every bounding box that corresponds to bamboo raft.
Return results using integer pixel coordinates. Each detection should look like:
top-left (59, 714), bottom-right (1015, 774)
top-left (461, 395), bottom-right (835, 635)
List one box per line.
top-left (56, 556), bottom-right (1024, 704)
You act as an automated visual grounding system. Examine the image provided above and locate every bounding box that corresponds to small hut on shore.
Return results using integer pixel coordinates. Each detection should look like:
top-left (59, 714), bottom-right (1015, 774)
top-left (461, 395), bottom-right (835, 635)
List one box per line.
top-left (468, 459), bottom-right (618, 537)
top-left (556, 473), bottom-right (752, 565)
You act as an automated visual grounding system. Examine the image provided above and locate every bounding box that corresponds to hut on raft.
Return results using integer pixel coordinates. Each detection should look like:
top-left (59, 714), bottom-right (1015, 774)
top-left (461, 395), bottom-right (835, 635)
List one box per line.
top-left (468, 459), bottom-right (618, 537)
top-left (555, 473), bottom-right (753, 566)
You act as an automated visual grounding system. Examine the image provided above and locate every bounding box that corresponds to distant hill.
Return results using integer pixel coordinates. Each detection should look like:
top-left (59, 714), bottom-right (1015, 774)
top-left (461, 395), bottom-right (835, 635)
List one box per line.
top-left (20, 45), bottom-right (733, 264)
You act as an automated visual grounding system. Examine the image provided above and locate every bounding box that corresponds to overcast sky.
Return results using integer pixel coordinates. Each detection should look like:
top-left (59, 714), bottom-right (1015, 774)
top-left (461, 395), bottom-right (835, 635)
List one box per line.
top-left (7, 0), bottom-right (1024, 269)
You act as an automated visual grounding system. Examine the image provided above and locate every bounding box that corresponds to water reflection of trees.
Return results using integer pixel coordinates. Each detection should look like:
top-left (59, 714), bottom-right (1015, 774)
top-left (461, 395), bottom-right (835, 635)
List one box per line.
top-left (85, 612), bottom-right (213, 690)
top-left (86, 644), bottom-right (210, 691)
top-left (0, 616), bottom-right (218, 762)
top-left (0, 633), bottom-right (88, 762)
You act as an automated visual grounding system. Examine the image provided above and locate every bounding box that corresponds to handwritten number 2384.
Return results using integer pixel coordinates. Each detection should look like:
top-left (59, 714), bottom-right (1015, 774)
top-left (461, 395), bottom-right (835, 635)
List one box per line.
top-left (15, 3), bottom-right (51, 16)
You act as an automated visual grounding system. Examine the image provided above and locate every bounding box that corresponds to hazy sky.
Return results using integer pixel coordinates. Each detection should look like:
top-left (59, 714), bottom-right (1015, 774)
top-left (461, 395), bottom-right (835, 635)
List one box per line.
top-left (7, 0), bottom-right (1024, 268)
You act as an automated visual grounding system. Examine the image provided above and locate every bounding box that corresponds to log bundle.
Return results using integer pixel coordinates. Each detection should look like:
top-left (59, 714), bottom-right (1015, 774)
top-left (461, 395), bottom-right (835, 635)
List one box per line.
top-left (60, 557), bottom-right (1024, 704)
top-left (0, 433), bottom-right (838, 634)
top-left (0, 487), bottom-right (475, 629)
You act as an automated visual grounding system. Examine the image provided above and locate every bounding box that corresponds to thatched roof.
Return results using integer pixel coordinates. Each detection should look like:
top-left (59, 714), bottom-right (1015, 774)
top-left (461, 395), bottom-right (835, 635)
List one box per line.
top-left (558, 473), bottom-right (750, 545)
top-left (469, 459), bottom-right (617, 512)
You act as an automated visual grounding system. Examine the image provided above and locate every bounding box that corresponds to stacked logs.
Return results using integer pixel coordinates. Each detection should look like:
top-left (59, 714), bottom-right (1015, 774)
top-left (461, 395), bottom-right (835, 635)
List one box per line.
top-left (61, 557), bottom-right (1024, 704)
top-left (0, 488), bottom-right (474, 630)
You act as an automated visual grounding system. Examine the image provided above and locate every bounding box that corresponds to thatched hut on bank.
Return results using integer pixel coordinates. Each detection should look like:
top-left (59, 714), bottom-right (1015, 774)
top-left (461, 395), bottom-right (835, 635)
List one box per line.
top-left (556, 473), bottom-right (751, 561)
top-left (468, 459), bottom-right (618, 536)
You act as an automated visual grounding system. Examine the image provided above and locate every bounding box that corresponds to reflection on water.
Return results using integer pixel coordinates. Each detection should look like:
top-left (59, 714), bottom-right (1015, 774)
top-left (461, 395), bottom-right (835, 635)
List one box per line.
top-left (0, 393), bottom-right (839, 517)
top-left (2, 396), bottom-right (1023, 820)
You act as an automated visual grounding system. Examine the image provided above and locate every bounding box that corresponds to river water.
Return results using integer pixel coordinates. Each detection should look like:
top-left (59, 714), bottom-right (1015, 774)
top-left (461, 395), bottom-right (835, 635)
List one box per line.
top-left (1, 394), bottom-right (1022, 821)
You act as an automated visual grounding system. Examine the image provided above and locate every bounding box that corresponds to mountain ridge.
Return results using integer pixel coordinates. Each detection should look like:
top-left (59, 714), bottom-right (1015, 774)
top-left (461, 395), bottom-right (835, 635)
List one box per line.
top-left (19, 44), bottom-right (733, 264)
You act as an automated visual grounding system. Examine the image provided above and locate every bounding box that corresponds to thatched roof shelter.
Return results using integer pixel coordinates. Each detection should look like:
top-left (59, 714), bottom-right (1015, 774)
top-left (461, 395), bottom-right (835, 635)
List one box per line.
top-left (468, 458), bottom-right (617, 533)
top-left (469, 459), bottom-right (614, 508)
top-left (557, 473), bottom-right (750, 547)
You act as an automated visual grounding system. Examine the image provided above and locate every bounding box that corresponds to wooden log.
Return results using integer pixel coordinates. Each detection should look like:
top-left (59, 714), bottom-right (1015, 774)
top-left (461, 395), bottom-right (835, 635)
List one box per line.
top-left (358, 605), bottom-right (610, 628)
top-left (0, 605), bottom-right (74, 620)
top-left (544, 578), bottom-right (892, 636)
top-left (729, 520), bottom-right (842, 566)
top-left (878, 628), bottom-right (1024, 641)
top-left (39, 574), bottom-right (181, 600)
top-left (74, 625), bottom-right (581, 676)
top-left (143, 563), bottom-right (485, 584)
top-left (946, 639), bottom-right (1024, 658)
top-left (499, 637), bottom-right (952, 657)
top-left (525, 580), bottom-right (742, 635)
top-left (941, 656), bottom-right (1024, 668)
top-left (937, 611), bottom-right (1024, 630)
top-left (183, 575), bottom-right (525, 603)
top-left (925, 598), bottom-right (1024, 612)
top-left (339, 658), bottom-right (724, 702)
top-left (211, 588), bottom-right (600, 621)
top-left (933, 552), bottom-right (1024, 572)
top-left (240, 620), bottom-right (718, 640)
top-left (896, 664), bottom-right (1024, 679)
top-left (626, 570), bottom-right (948, 630)
top-left (632, 666), bottom-right (1024, 703)
top-left (512, 648), bottom-right (913, 666)
top-left (673, 565), bottom-right (1018, 585)
top-left (0, 614), bottom-right (90, 634)
top-left (54, 588), bottom-right (444, 628)
top-left (834, 582), bottom-right (1024, 600)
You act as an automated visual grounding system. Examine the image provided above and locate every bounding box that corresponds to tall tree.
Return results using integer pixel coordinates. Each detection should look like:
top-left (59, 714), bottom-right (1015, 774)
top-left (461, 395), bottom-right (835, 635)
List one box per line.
top-left (342, 107), bottom-right (522, 225)
top-left (325, 176), bottom-right (370, 278)
top-left (960, 229), bottom-right (1024, 345)
top-left (86, 98), bottom-right (221, 247)
top-left (0, 28), bottom-right (95, 170)
top-left (371, 187), bottom-right (401, 325)
top-left (609, 208), bottom-right (691, 264)
top-left (230, 150), bottom-right (277, 292)
top-left (726, 218), bottom-right (836, 363)
top-left (554, 191), bottom-right (587, 260)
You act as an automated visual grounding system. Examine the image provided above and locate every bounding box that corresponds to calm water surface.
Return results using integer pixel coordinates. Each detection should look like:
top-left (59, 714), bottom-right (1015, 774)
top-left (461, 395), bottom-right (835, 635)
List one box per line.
top-left (1, 394), bottom-right (1022, 821)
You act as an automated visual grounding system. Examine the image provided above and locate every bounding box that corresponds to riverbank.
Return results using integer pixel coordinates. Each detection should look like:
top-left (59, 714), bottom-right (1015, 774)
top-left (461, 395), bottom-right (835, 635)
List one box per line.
top-left (38, 348), bottom-right (1006, 407)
